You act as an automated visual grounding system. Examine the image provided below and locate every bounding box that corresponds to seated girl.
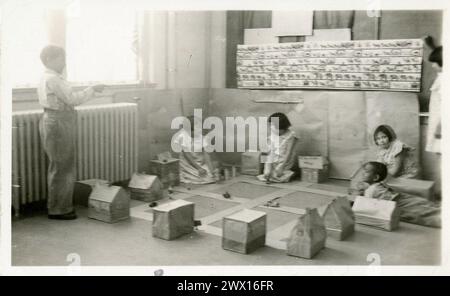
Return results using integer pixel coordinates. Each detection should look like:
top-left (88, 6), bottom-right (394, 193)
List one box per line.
top-left (357, 161), bottom-right (440, 228)
top-left (373, 125), bottom-right (420, 179)
top-left (257, 112), bottom-right (298, 183)
top-left (172, 115), bottom-right (217, 184)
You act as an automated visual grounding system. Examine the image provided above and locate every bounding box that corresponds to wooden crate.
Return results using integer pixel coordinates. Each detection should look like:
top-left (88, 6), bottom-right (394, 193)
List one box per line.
top-left (241, 151), bottom-right (263, 176)
top-left (88, 184), bottom-right (130, 223)
top-left (152, 199), bottom-right (194, 240)
top-left (301, 165), bottom-right (329, 183)
top-left (287, 208), bottom-right (327, 259)
top-left (149, 159), bottom-right (180, 188)
top-left (128, 173), bottom-right (163, 202)
top-left (222, 209), bottom-right (266, 254)
top-left (73, 179), bottom-right (110, 207)
top-left (318, 196), bottom-right (355, 240)
top-left (298, 156), bottom-right (329, 169)
top-left (352, 196), bottom-right (400, 231)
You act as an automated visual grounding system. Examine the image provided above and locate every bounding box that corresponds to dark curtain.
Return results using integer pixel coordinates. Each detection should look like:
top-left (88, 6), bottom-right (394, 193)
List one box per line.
top-left (313, 10), bottom-right (355, 29)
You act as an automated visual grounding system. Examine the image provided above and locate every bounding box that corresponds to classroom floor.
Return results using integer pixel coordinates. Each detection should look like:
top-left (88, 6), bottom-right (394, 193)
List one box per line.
top-left (12, 175), bottom-right (441, 266)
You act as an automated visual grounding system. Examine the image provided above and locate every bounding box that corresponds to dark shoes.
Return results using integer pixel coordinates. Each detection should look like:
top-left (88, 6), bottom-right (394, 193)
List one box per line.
top-left (48, 211), bottom-right (77, 220)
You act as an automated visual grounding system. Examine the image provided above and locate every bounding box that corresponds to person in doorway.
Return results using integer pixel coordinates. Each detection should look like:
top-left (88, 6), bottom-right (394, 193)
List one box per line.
top-left (38, 45), bottom-right (105, 220)
top-left (424, 36), bottom-right (443, 154)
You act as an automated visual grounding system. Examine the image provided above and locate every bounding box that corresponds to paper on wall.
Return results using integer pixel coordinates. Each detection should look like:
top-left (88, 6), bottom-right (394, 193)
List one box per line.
top-left (305, 28), bottom-right (351, 41)
top-left (244, 28), bottom-right (278, 45)
top-left (328, 92), bottom-right (368, 178)
top-left (272, 11), bottom-right (313, 36)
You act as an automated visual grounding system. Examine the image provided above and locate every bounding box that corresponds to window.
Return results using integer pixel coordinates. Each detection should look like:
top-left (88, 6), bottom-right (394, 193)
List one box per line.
top-left (65, 5), bottom-right (139, 84)
top-left (9, 7), bottom-right (48, 88)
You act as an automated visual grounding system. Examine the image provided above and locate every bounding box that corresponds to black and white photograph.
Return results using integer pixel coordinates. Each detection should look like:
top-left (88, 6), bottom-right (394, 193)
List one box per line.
top-left (0, 0), bottom-right (449, 276)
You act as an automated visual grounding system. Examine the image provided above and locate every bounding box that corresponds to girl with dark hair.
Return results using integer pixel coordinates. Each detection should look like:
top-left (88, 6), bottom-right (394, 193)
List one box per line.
top-left (374, 124), bottom-right (420, 179)
top-left (424, 35), bottom-right (442, 154)
top-left (257, 112), bottom-right (298, 183)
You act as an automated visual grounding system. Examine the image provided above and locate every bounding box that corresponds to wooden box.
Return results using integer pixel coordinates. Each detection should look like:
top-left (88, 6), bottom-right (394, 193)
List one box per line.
top-left (241, 151), bottom-right (263, 176)
top-left (222, 209), bottom-right (266, 254)
top-left (287, 208), bottom-right (327, 259)
top-left (301, 165), bottom-right (329, 183)
top-left (149, 159), bottom-right (180, 188)
top-left (152, 199), bottom-right (194, 240)
top-left (88, 184), bottom-right (130, 223)
top-left (385, 177), bottom-right (435, 200)
top-left (73, 179), bottom-right (109, 207)
top-left (128, 173), bottom-right (163, 202)
top-left (298, 156), bottom-right (329, 170)
top-left (318, 196), bottom-right (355, 240)
top-left (352, 196), bottom-right (400, 231)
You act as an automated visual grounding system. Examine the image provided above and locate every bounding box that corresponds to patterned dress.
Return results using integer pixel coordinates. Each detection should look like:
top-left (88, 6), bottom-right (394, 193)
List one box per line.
top-left (376, 139), bottom-right (420, 179)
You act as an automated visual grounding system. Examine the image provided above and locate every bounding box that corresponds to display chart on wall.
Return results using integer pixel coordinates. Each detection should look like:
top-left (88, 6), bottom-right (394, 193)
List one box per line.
top-left (236, 39), bottom-right (424, 92)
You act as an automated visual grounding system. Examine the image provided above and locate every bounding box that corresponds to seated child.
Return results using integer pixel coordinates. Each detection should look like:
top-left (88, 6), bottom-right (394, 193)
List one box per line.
top-left (373, 125), bottom-right (420, 179)
top-left (257, 112), bottom-right (298, 183)
top-left (356, 161), bottom-right (440, 228)
top-left (172, 115), bottom-right (217, 184)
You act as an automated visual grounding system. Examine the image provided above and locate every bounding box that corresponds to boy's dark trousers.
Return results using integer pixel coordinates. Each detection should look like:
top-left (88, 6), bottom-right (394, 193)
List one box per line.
top-left (39, 109), bottom-right (77, 215)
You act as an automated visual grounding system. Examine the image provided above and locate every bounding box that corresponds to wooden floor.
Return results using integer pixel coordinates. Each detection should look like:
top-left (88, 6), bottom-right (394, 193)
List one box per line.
top-left (12, 175), bottom-right (441, 266)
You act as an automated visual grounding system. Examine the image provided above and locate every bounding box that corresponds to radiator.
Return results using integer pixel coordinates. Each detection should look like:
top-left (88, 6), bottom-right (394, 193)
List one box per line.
top-left (12, 103), bottom-right (138, 215)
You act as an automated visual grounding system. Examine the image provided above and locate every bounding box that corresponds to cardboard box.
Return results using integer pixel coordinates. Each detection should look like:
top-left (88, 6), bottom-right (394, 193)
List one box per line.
top-left (73, 179), bottom-right (110, 207)
top-left (301, 165), bottom-right (329, 183)
top-left (149, 159), bottom-right (180, 188)
top-left (298, 156), bottom-right (329, 169)
top-left (128, 173), bottom-right (163, 202)
top-left (241, 151), bottom-right (263, 176)
top-left (318, 196), bottom-right (355, 240)
top-left (152, 199), bottom-right (194, 240)
top-left (222, 209), bottom-right (266, 254)
top-left (287, 208), bottom-right (327, 259)
top-left (88, 184), bottom-right (130, 223)
top-left (352, 196), bottom-right (400, 231)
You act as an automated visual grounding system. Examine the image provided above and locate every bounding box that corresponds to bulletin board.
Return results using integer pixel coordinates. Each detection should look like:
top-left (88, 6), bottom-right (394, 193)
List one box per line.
top-left (236, 39), bottom-right (424, 92)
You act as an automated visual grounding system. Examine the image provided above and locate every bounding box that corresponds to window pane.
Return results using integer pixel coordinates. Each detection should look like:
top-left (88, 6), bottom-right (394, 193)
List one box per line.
top-left (9, 7), bottom-right (47, 88)
top-left (66, 6), bottom-right (138, 84)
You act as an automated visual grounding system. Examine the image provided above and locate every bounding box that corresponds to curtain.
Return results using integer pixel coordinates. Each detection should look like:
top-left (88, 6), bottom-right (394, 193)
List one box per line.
top-left (314, 10), bottom-right (355, 29)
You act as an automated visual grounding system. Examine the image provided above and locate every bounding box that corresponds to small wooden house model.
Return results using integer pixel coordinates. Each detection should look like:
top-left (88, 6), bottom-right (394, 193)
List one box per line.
top-left (287, 208), bottom-right (327, 259)
top-left (88, 184), bottom-right (130, 223)
top-left (129, 173), bottom-right (163, 202)
top-left (318, 196), bottom-right (355, 240)
top-left (73, 179), bottom-right (110, 207)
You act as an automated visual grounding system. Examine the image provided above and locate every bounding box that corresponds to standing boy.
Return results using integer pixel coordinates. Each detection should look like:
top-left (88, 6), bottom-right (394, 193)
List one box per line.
top-left (38, 45), bottom-right (105, 220)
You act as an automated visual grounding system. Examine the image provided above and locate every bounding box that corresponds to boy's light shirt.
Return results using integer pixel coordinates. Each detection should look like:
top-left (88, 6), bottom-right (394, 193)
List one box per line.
top-left (38, 67), bottom-right (96, 110)
top-left (365, 182), bottom-right (400, 201)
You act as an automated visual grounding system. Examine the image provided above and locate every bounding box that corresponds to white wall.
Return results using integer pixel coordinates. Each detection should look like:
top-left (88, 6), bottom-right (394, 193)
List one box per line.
top-left (149, 11), bottom-right (226, 89)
